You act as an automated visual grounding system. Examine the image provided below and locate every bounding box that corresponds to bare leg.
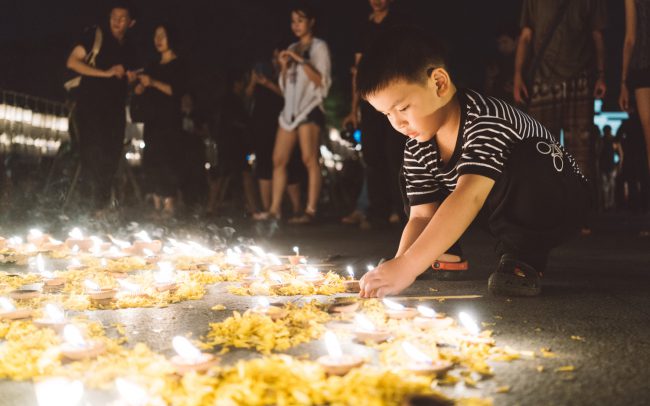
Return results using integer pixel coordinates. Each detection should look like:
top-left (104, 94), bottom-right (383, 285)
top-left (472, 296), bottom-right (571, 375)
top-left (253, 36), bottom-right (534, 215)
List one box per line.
top-left (635, 88), bottom-right (650, 174)
top-left (242, 170), bottom-right (258, 215)
top-left (297, 123), bottom-right (322, 214)
top-left (153, 194), bottom-right (162, 210)
top-left (269, 127), bottom-right (298, 216)
top-left (287, 183), bottom-right (302, 215)
top-left (258, 179), bottom-right (272, 212)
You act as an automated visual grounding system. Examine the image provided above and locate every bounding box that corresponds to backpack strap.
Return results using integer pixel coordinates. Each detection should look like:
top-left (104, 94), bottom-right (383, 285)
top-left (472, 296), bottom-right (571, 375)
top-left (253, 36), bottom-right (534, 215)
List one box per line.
top-left (86, 27), bottom-right (103, 67)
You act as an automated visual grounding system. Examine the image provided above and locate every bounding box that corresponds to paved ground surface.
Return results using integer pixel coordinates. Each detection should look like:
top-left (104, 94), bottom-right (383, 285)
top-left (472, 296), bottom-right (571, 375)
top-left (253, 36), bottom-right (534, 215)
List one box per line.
top-left (1, 212), bottom-right (649, 405)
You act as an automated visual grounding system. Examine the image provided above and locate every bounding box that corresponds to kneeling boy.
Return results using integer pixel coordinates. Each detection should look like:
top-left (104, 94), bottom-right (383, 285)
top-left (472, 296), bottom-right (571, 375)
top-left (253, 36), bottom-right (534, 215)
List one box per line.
top-left (357, 27), bottom-right (590, 297)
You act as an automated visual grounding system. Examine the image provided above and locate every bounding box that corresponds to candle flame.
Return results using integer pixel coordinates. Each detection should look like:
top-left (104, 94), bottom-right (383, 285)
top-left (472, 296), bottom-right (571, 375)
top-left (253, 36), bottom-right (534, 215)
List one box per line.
top-left (134, 231), bottom-right (152, 242)
top-left (382, 298), bottom-right (405, 311)
top-left (366, 264), bottom-right (374, 272)
top-left (208, 265), bottom-right (221, 274)
top-left (354, 314), bottom-right (376, 332)
top-left (172, 336), bottom-right (203, 364)
top-left (268, 254), bottom-right (282, 266)
top-left (8, 236), bottom-right (22, 245)
top-left (233, 246), bottom-right (243, 255)
top-left (459, 312), bottom-right (480, 335)
top-left (118, 280), bottom-right (141, 294)
top-left (257, 297), bottom-right (270, 308)
top-left (402, 341), bottom-right (433, 364)
top-left (71, 245), bottom-right (80, 254)
top-left (142, 248), bottom-right (154, 257)
top-left (0, 297), bottom-right (16, 311)
top-left (154, 265), bottom-right (174, 284)
top-left (36, 254), bottom-right (45, 274)
top-left (69, 258), bottom-right (82, 268)
top-left (417, 305), bottom-right (437, 318)
top-left (249, 246), bottom-right (265, 257)
top-left (110, 237), bottom-right (131, 249)
top-left (115, 378), bottom-right (149, 405)
top-left (68, 228), bottom-right (83, 239)
top-left (35, 378), bottom-right (84, 406)
top-left (63, 324), bottom-right (87, 348)
top-left (44, 304), bottom-right (65, 322)
top-left (100, 259), bottom-right (108, 268)
top-left (346, 266), bottom-right (354, 279)
top-left (84, 280), bottom-right (100, 292)
top-left (293, 246), bottom-right (299, 256)
top-left (324, 330), bottom-right (343, 359)
top-left (163, 247), bottom-right (174, 255)
top-left (29, 229), bottom-right (43, 238)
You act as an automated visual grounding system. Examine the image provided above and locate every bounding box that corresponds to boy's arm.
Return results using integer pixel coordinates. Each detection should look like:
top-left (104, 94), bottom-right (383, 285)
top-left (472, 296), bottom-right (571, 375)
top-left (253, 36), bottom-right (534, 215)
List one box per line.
top-left (66, 45), bottom-right (116, 78)
top-left (394, 202), bottom-right (439, 258)
top-left (359, 174), bottom-right (494, 298)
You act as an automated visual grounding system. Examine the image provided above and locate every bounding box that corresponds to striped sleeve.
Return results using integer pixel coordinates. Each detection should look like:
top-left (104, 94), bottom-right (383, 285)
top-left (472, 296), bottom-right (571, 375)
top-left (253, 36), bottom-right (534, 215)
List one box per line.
top-left (403, 145), bottom-right (443, 206)
top-left (457, 118), bottom-right (520, 180)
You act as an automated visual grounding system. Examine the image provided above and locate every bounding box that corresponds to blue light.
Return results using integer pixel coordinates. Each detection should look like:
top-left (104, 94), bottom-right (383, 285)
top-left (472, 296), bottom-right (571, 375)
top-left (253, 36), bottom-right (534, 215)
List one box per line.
top-left (353, 129), bottom-right (362, 144)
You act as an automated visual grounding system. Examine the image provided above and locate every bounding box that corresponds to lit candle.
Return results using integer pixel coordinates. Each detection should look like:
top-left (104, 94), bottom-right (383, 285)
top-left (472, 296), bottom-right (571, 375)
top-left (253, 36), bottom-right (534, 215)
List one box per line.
top-left (353, 314), bottom-right (391, 343)
top-left (34, 303), bottom-right (68, 331)
top-left (317, 331), bottom-right (364, 375)
top-left (0, 296), bottom-right (32, 320)
top-left (343, 265), bottom-right (360, 293)
top-left (288, 246), bottom-right (305, 265)
top-left (36, 254), bottom-right (65, 287)
top-left (27, 228), bottom-right (51, 248)
top-left (67, 257), bottom-right (86, 270)
top-left (153, 262), bottom-right (178, 292)
top-left (383, 299), bottom-right (418, 320)
top-left (84, 279), bottom-right (117, 304)
top-left (268, 254), bottom-right (282, 266)
top-left (65, 228), bottom-right (93, 251)
top-left (401, 341), bottom-right (453, 376)
top-left (251, 297), bottom-right (287, 320)
top-left (297, 267), bottom-right (325, 286)
top-left (249, 245), bottom-right (266, 258)
top-left (268, 272), bottom-right (288, 290)
top-left (131, 231), bottom-right (162, 256)
top-left (414, 305), bottom-right (454, 330)
top-left (34, 378), bottom-right (84, 406)
top-left (117, 280), bottom-right (146, 297)
top-left (60, 324), bottom-right (106, 360)
top-left (170, 336), bottom-right (218, 374)
top-left (115, 378), bottom-right (150, 406)
top-left (458, 312), bottom-right (494, 345)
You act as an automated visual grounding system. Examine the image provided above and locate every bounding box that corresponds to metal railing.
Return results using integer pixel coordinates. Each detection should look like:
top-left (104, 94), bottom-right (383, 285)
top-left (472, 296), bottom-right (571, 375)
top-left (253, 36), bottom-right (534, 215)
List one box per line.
top-left (0, 89), bottom-right (70, 157)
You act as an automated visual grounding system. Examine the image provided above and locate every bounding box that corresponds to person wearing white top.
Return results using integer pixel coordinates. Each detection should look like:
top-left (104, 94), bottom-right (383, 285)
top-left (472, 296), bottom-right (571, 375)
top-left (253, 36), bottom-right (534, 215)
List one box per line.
top-left (256, 3), bottom-right (331, 224)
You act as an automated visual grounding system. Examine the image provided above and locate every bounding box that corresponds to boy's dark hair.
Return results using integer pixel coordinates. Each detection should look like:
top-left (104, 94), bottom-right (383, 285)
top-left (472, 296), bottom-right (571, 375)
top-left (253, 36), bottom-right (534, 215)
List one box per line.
top-left (108, 0), bottom-right (139, 20)
top-left (356, 26), bottom-right (448, 99)
top-left (290, 0), bottom-right (317, 22)
top-left (155, 22), bottom-right (179, 53)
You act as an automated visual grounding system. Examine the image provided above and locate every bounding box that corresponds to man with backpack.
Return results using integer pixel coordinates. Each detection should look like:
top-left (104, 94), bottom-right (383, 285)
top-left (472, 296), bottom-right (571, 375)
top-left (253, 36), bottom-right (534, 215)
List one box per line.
top-left (66, 0), bottom-right (138, 215)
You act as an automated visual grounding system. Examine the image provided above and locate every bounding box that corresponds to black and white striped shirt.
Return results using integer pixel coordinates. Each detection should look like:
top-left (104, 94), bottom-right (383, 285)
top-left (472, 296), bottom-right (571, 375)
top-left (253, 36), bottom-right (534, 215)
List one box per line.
top-left (403, 89), bottom-right (584, 206)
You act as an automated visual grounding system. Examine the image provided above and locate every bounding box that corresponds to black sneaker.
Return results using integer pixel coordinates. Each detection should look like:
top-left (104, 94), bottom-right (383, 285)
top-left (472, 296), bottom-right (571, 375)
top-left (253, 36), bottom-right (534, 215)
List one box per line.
top-left (487, 254), bottom-right (542, 296)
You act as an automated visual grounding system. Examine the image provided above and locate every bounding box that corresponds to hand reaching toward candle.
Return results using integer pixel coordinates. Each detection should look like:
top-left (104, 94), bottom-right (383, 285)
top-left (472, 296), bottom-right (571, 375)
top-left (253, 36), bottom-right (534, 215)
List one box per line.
top-left (359, 257), bottom-right (418, 298)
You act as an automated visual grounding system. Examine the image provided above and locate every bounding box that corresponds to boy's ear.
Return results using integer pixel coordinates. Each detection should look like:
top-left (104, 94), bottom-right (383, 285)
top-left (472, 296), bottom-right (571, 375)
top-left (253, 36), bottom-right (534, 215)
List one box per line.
top-left (428, 68), bottom-right (451, 96)
top-left (129, 19), bottom-right (136, 29)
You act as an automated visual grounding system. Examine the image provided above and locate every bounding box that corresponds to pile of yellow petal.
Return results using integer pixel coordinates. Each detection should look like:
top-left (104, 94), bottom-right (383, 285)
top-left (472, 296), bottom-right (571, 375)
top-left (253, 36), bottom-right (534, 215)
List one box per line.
top-left (204, 301), bottom-right (330, 354)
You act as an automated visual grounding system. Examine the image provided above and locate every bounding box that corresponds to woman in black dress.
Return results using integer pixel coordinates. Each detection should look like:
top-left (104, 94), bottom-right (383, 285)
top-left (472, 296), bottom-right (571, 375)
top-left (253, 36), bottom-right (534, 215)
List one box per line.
top-left (135, 23), bottom-right (185, 218)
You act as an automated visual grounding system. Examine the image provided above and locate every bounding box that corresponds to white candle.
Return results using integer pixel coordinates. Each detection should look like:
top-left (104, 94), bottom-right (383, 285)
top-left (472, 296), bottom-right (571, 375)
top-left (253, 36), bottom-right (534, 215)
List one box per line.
top-left (346, 266), bottom-right (355, 279)
top-left (68, 228), bottom-right (83, 240)
top-left (0, 297), bottom-right (16, 311)
top-left (293, 246), bottom-right (300, 256)
top-left (417, 305), bottom-right (437, 318)
top-left (115, 378), bottom-right (149, 406)
top-left (84, 280), bottom-right (100, 292)
top-left (134, 231), bottom-right (152, 242)
top-left (458, 312), bottom-right (480, 335)
top-left (383, 298), bottom-right (405, 311)
top-left (402, 341), bottom-right (433, 364)
top-left (172, 336), bottom-right (203, 364)
top-left (34, 378), bottom-right (84, 406)
top-left (44, 304), bottom-right (65, 323)
top-left (324, 330), bottom-right (343, 359)
top-left (63, 324), bottom-right (87, 348)
top-left (354, 314), bottom-right (376, 332)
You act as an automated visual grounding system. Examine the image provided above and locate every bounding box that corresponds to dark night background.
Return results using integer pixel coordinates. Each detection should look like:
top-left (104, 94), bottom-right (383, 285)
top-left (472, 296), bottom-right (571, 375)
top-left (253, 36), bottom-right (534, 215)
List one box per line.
top-left (0, 0), bottom-right (626, 116)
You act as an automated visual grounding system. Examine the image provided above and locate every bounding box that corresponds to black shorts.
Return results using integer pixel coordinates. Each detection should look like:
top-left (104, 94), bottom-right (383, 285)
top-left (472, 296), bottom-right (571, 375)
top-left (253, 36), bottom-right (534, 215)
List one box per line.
top-left (298, 107), bottom-right (325, 129)
top-left (628, 66), bottom-right (650, 90)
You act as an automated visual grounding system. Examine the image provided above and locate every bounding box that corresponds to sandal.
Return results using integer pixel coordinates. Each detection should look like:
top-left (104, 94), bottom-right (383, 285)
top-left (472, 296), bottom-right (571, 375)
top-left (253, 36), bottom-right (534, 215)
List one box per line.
top-left (287, 209), bottom-right (316, 225)
top-left (432, 258), bottom-right (469, 281)
top-left (341, 210), bottom-right (364, 225)
top-left (252, 212), bottom-right (279, 221)
top-left (487, 254), bottom-right (541, 296)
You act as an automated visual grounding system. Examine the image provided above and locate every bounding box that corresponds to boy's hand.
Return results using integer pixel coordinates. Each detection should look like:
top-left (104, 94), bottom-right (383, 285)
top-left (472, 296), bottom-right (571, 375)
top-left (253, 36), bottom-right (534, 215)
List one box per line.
top-left (359, 256), bottom-right (420, 298)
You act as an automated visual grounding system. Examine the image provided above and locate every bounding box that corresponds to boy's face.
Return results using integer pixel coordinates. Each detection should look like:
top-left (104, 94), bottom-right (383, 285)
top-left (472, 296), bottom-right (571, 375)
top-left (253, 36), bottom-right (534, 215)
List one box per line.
top-left (366, 72), bottom-right (451, 143)
top-left (109, 8), bottom-right (133, 39)
top-left (154, 27), bottom-right (169, 53)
